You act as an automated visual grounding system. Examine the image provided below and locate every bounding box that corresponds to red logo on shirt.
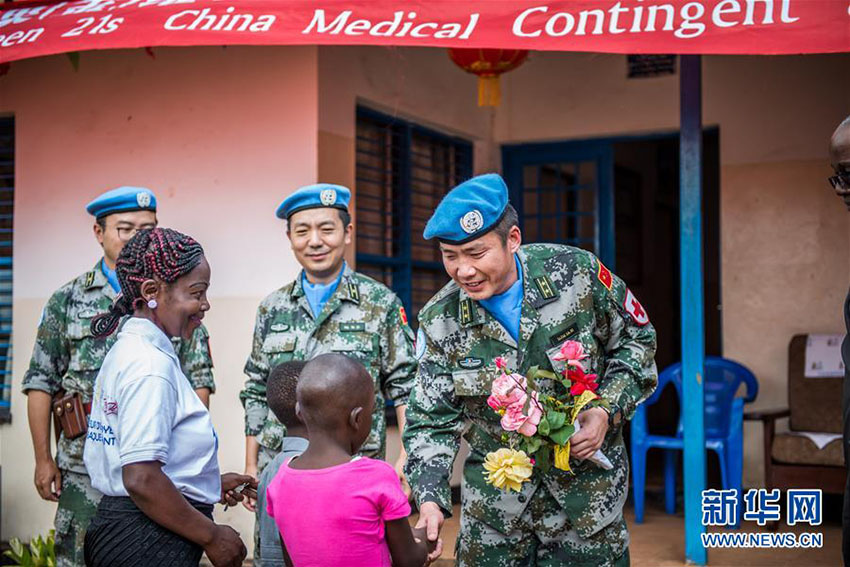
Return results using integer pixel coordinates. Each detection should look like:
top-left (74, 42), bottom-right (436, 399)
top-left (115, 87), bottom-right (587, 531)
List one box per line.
top-left (399, 306), bottom-right (409, 327)
top-left (103, 399), bottom-right (118, 416)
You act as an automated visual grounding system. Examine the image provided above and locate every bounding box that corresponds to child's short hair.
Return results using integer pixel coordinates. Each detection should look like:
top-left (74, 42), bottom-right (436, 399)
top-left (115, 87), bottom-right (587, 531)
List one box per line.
top-left (268, 360), bottom-right (307, 428)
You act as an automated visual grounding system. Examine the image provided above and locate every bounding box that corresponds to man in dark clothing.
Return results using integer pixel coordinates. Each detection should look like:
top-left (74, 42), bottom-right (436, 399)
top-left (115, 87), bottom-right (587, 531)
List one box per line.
top-left (829, 115), bottom-right (850, 566)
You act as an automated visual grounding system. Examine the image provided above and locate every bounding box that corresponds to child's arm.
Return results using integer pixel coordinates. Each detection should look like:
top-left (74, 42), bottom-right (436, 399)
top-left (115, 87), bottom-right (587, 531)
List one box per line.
top-left (385, 518), bottom-right (428, 567)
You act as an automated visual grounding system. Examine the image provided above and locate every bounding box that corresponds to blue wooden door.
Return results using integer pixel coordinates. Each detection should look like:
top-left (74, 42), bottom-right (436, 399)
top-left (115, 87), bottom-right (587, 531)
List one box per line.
top-left (502, 140), bottom-right (615, 268)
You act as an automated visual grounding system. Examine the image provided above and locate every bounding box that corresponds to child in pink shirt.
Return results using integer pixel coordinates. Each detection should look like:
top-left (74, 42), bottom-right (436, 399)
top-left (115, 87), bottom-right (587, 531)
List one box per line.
top-left (266, 353), bottom-right (439, 567)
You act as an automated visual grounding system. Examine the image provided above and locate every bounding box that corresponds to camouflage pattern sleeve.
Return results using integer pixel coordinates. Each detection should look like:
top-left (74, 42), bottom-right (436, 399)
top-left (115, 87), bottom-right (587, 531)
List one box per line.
top-left (592, 256), bottom-right (658, 421)
top-left (379, 295), bottom-right (416, 405)
top-left (240, 304), bottom-right (270, 436)
top-left (22, 289), bottom-right (71, 395)
top-left (177, 323), bottom-right (216, 392)
top-left (402, 324), bottom-right (464, 516)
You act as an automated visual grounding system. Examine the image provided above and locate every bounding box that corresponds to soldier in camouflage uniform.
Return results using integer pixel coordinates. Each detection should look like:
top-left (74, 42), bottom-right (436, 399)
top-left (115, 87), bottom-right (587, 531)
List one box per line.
top-left (22, 187), bottom-right (215, 567)
top-left (403, 174), bottom-right (657, 566)
top-left (239, 183), bottom-right (416, 566)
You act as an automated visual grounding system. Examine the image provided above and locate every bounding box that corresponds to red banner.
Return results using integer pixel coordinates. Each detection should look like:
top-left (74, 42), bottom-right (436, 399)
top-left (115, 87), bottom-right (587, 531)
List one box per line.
top-left (0, 0), bottom-right (847, 63)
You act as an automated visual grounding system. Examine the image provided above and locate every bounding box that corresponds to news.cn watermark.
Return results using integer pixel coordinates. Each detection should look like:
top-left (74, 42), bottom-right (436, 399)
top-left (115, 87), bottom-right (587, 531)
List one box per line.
top-left (700, 488), bottom-right (823, 549)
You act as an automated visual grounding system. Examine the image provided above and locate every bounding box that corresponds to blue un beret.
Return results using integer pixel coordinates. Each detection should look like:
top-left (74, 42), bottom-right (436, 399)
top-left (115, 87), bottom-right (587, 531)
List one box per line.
top-left (423, 173), bottom-right (509, 244)
top-left (276, 183), bottom-right (351, 220)
top-left (85, 186), bottom-right (157, 219)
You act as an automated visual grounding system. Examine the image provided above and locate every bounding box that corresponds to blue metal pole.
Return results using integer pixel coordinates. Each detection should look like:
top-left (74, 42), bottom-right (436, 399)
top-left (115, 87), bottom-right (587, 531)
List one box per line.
top-left (680, 54), bottom-right (707, 566)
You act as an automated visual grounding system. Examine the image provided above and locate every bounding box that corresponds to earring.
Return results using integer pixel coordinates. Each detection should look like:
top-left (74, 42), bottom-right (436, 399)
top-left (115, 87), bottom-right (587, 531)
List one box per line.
top-left (147, 299), bottom-right (158, 309)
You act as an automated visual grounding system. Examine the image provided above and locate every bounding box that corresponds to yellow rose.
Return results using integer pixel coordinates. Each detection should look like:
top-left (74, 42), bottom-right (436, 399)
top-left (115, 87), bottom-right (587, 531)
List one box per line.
top-left (483, 448), bottom-right (534, 492)
top-left (554, 444), bottom-right (571, 472)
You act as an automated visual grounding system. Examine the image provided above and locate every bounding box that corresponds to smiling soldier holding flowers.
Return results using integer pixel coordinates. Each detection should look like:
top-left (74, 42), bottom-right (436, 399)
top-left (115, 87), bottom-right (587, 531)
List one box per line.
top-left (403, 173), bottom-right (658, 566)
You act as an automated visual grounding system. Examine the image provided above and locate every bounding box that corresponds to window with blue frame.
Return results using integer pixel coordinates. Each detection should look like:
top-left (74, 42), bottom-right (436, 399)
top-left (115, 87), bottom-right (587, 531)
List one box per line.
top-left (503, 142), bottom-right (615, 266)
top-left (520, 162), bottom-right (598, 252)
top-left (355, 107), bottom-right (472, 325)
top-left (0, 117), bottom-right (13, 422)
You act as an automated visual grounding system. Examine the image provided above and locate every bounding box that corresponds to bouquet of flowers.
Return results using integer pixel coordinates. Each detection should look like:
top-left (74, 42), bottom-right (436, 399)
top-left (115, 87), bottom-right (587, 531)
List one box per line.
top-left (482, 340), bottom-right (613, 492)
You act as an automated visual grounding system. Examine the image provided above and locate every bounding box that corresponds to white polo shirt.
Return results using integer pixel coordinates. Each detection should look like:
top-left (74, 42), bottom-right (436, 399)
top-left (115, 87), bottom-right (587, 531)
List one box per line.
top-left (83, 317), bottom-right (221, 504)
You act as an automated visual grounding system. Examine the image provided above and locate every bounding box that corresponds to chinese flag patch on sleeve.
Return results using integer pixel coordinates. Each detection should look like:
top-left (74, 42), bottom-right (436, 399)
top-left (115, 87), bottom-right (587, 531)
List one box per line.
top-left (399, 306), bottom-right (409, 327)
top-left (597, 260), bottom-right (613, 291)
top-left (624, 289), bottom-right (649, 326)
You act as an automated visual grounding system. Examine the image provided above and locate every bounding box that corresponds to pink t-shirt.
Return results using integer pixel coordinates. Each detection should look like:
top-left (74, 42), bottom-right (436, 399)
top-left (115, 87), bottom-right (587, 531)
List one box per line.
top-left (266, 456), bottom-right (411, 567)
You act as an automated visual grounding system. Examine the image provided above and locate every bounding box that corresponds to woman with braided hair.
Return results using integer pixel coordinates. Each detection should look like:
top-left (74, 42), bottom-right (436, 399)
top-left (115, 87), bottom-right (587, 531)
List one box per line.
top-left (82, 228), bottom-right (255, 567)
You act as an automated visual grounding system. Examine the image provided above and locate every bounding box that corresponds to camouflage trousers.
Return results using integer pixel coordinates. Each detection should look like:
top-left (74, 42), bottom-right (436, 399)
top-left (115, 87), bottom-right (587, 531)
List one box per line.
top-left (252, 445), bottom-right (278, 567)
top-left (55, 471), bottom-right (103, 567)
top-left (456, 486), bottom-right (630, 567)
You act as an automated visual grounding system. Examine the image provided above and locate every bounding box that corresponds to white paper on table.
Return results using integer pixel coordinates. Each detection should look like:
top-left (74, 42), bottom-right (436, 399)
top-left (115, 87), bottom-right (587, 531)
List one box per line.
top-left (788, 431), bottom-right (842, 450)
top-left (804, 334), bottom-right (845, 378)
top-left (571, 419), bottom-right (613, 470)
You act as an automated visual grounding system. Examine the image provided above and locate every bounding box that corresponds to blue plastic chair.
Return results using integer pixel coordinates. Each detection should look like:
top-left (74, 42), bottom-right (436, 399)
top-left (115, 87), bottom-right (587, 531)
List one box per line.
top-left (631, 356), bottom-right (758, 525)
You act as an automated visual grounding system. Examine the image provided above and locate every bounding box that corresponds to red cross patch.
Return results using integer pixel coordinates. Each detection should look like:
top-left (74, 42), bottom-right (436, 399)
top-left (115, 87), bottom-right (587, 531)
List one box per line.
top-left (399, 306), bottom-right (409, 327)
top-left (597, 260), bottom-right (613, 291)
top-left (624, 289), bottom-right (649, 326)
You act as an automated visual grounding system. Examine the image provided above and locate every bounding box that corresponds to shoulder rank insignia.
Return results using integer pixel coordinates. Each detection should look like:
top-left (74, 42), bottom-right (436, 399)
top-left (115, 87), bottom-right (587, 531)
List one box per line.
top-left (459, 298), bottom-right (474, 325)
top-left (534, 275), bottom-right (557, 300)
top-left (597, 260), bottom-right (613, 291)
top-left (84, 271), bottom-right (95, 288)
top-left (347, 282), bottom-right (360, 302)
top-left (458, 356), bottom-right (483, 370)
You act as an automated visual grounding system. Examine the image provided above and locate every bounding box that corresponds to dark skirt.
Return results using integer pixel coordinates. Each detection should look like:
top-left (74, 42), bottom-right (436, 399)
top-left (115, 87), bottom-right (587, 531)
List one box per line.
top-left (84, 495), bottom-right (214, 567)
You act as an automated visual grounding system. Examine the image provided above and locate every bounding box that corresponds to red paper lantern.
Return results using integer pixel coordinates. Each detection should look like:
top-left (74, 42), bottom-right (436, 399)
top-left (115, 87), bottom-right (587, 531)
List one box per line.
top-left (447, 48), bottom-right (529, 107)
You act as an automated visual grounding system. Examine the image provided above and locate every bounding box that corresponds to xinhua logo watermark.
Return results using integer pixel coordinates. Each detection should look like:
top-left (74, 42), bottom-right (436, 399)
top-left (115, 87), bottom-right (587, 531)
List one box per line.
top-left (700, 488), bottom-right (823, 549)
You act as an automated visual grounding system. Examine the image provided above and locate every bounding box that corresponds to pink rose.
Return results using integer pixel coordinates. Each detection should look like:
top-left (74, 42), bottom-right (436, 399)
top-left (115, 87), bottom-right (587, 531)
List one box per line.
top-left (494, 356), bottom-right (508, 371)
top-left (500, 392), bottom-right (543, 437)
top-left (553, 340), bottom-right (589, 368)
top-left (487, 373), bottom-right (526, 410)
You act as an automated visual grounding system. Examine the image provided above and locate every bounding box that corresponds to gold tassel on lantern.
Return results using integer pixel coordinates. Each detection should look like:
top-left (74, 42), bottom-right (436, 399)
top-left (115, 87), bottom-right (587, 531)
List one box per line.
top-left (478, 75), bottom-right (501, 107)
top-left (448, 49), bottom-right (529, 109)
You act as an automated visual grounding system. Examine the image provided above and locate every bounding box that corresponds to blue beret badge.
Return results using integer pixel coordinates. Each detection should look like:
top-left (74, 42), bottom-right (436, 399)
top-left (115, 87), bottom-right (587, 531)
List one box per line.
top-left (320, 188), bottom-right (337, 206)
top-left (136, 191), bottom-right (152, 209)
top-left (460, 210), bottom-right (484, 234)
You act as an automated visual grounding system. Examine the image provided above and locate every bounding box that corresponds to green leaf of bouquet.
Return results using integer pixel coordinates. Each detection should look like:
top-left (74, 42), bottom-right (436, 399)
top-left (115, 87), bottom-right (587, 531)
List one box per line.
top-left (547, 411), bottom-right (567, 430)
top-left (535, 446), bottom-right (551, 474)
top-left (534, 369), bottom-right (557, 380)
top-left (538, 416), bottom-right (551, 436)
top-left (525, 437), bottom-right (542, 454)
top-left (525, 367), bottom-right (539, 391)
top-left (549, 424), bottom-right (575, 446)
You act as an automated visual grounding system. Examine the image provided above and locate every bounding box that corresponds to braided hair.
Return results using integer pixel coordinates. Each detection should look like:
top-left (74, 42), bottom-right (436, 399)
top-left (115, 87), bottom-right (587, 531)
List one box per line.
top-left (91, 227), bottom-right (205, 338)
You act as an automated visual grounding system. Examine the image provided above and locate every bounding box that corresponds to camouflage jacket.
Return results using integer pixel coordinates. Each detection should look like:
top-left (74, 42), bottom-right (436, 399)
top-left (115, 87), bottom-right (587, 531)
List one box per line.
top-left (22, 260), bottom-right (216, 473)
top-left (240, 264), bottom-right (416, 457)
top-left (403, 244), bottom-right (657, 539)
